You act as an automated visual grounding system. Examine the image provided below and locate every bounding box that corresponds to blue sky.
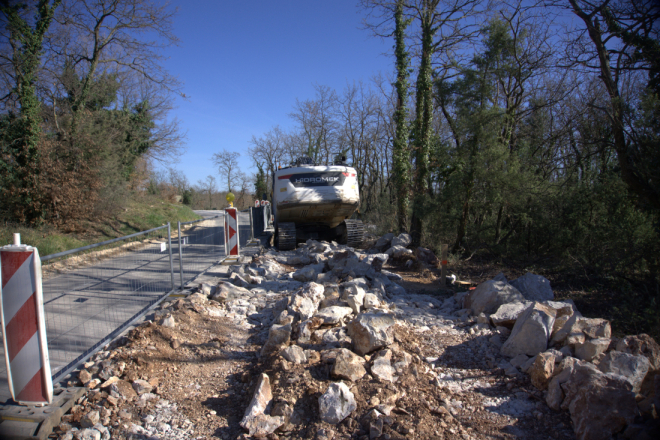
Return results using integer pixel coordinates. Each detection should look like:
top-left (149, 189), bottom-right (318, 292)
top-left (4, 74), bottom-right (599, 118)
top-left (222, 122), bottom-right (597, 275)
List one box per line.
top-left (162, 0), bottom-right (393, 187)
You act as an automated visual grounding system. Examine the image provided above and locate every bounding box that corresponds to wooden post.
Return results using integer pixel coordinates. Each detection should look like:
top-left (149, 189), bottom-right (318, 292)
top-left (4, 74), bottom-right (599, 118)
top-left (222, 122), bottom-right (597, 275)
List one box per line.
top-left (440, 244), bottom-right (448, 288)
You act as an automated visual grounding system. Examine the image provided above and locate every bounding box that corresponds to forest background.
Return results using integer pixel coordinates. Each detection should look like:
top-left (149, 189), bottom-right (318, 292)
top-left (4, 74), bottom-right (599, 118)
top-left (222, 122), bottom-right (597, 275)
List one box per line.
top-left (1, 0), bottom-right (658, 336)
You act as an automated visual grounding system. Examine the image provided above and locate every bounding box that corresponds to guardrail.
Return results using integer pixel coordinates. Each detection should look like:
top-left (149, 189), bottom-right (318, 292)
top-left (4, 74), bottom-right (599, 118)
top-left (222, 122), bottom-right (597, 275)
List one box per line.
top-left (1, 215), bottom-right (228, 393)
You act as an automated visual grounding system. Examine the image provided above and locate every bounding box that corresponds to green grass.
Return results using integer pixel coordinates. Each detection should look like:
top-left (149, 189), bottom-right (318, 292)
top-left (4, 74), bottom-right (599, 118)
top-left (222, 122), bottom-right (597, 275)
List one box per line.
top-left (0, 195), bottom-right (201, 257)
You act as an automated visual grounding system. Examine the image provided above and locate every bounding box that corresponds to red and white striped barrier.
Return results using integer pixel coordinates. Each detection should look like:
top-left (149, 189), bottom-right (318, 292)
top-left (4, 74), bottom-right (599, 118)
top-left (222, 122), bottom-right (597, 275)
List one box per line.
top-left (225, 208), bottom-right (240, 256)
top-left (0, 242), bottom-right (52, 405)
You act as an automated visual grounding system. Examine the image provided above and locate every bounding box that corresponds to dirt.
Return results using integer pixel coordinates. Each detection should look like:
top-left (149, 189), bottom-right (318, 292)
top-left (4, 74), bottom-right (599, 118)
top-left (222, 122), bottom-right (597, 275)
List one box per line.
top-left (51, 253), bottom-right (582, 440)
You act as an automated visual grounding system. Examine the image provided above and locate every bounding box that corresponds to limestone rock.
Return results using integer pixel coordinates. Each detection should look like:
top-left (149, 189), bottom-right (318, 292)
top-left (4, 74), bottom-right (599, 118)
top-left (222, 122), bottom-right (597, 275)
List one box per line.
top-left (315, 306), bottom-right (353, 325)
top-left (318, 382), bottom-right (357, 424)
top-left (597, 350), bottom-right (651, 393)
top-left (331, 348), bottom-right (367, 382)
top-left (551, 316), bottom-right (611, 347)
top-left (413, 247), bottom-right (439, 266)
top-left (109, 380), bottom-right (138, 400)
top-left (501, 303), bottom-right (556, 358)
top-left (509, 354), bottom-right (529, 368)
top-left (261, 323), bottom-right (292, 356)
top-left (373, 233), bottom-right (394, 251)
top-left (347, 312), bottom-right (396, 355)
top-left (292, 265), bottom-right (320, 282)
top-left (288, 282), bottom-right (325, 320)
top-left (391, 233), bottom-right (411, 248)
top-left (560, 361), bottom-right (638, 440)
top-left (530, 352), bottom-right (555, 390)
top-left (281, 345), bottom-right (307, 364)
top-left (80, 411), bottom-right (100, 428)
top-left (131, 379), bottom-right (153, 395)
top-left (211, 281), bottom-right (251, 302)
top-left (615, 334), bottom-right (660, 372)
top-left (546, 357), bottom-right (579, 410)
top-left (490, 302), bottom-right (530, 328)
top-left (363, 293), bottom-right (380, 310)
top-left (79, 369), bottom-right (92, 385)
top-left (345, 285), bottom-right (366, 314)
top-left (161, 315), bottom-right (176, 328)
top-left (465, 280), bottom-right (526, 315)
top-left (510, 272), bottom-right (554, 301)
top-left (371, 349), bottom-right (396, 382)
top-left (574, 337), bottom-right (610, 362)
top-left (240, 373), bottom-right (285, 436)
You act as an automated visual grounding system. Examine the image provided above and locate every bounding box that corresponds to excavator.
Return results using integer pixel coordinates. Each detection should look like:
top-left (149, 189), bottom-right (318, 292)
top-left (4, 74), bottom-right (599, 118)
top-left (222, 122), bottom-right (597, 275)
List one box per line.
top-left (272, 155), bottom-right (364, 250)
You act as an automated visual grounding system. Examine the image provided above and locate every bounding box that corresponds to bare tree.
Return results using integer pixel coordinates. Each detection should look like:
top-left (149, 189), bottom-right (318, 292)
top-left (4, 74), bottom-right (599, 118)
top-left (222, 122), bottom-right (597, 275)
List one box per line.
top-left (212, 149), bottom-right (240, 192)
top-left (196, 175), bottom-right (216, 210)
top-left (248, 125), bottom-right (286, 188)
top-left (289, 84), bottom-right (339, 164)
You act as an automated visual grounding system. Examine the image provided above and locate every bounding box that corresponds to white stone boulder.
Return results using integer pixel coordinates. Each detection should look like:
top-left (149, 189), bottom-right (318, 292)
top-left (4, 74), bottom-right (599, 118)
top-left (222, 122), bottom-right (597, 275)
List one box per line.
top-left (318, 382), bottom-right (357, 424)
top-left (391, 233), bottom-right (411, 248)
top-left (465, 280), bottom-right (525, 315)
top-left (501, 302), bottom-right (556, 358)
top-left (510, 272), bottom-right (554, 301)
top-left (370, 349), bottom-right (396, 382)
top-left (597, 350), bottom-right (651, 393)
top-left (288, 282), bottom-right (325, 320)
top-left (261, 323), bottom-right (292, 356)
top-left (490, 302), bottom-right (530, 328)
top-left (281, 345), bottom-right (307, 364)
top-left (574, 337), bottom-right (610, 362)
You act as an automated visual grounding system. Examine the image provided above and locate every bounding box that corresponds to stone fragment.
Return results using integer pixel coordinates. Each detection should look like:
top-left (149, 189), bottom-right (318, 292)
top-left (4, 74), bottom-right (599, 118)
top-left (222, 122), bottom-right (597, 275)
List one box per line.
top-left (530, 352), bottom-right (555, 390)
top-left (281, 345), bottom-right (307, 364)
top-left (80, 411), bottom-right (100, 428)
top-left (86, 379), bottom-right (101, 389)
top-left (363, 293), bottom-right (380, 310)
top-left (132, 379), bottom-right (153, 395)
top-left (318, 382), bottom-right (356, 424)
top-left (315, 306), bottom-right (353, 325)
top-left (597, 350), bottom-right (651, 393)
top-left (347, 312), bottom-right (396, 355)
top-left (261, 323), bottom-right (292, 356)
top-left (293, 265), bottom-right (323, 282)
top-left (346, 288), bottom-right (365, 315)
top-left (161, 315), bottom-right (176, 328)
top-left (465, 280), bottom-right (526, 315)
top-left (551, 316), bottom-right (610, 347)
top-left (510, 272), bottom-right (554, 301)
top-left (297, 317), bottom-right (323, 343)
top-left (574, 337), bottom-right (610, 362)
top-left (109, 380), bottom-right (138, 400)
top-left (77, 429), bottom-right (101, 440)
top-left (332, 348), bottom-right (367, 382)
top-left (210, 281), bottom-right (251, 302)
top-left (501, 303), bottom-right (556, 358)
top-left (391, 233), bottom-right (411, 248)
top-left (289, 282), bottom-right (325, 320)
top-left (616, 334), bottom-right (660, 372)
top-left (99, 376), bottom-right (120, 389)
top-left (78, 369), bottom-right (92, 384)
top-left (491, 302), bottom-right (530, 327)
top-left (559, 360), bottom-right (638, 440)
top-left (370, 349), bottom-right (396, 382)
top-left (240, 373), bottom-right (285, 436)
top-left (373, 233), bottom-right (394, 251)
top-left (413, 247), bottom-right (439, 266)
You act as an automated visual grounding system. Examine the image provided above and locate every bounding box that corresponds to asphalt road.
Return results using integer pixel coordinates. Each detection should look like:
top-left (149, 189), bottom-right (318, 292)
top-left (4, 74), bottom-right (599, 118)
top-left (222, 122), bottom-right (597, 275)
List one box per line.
top-left (0, 212), bottom-right (253, 404)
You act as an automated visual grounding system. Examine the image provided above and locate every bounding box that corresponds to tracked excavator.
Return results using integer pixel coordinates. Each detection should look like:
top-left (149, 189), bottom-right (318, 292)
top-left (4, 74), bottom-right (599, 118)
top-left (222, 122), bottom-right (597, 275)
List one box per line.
top-left (272, 156), bottom-right (364, 250)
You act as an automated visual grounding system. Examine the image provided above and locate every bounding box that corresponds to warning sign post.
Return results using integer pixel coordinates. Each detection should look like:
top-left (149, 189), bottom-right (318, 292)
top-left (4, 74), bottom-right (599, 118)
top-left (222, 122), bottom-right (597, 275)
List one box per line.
top-left (0, 238), bottom-right (53, 406)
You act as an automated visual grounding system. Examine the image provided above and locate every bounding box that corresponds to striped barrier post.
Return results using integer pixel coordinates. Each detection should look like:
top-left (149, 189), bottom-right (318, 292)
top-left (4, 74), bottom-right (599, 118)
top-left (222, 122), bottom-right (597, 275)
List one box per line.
top-left (0, 236), bottom-right (53, 405)
top-left (225, 207), bottom-right (240, 256)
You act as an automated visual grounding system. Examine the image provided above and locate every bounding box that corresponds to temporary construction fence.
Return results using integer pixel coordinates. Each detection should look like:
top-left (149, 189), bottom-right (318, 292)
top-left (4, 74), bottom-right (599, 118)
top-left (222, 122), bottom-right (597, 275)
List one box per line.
top-left (0, 214), bottom-right (230, 397)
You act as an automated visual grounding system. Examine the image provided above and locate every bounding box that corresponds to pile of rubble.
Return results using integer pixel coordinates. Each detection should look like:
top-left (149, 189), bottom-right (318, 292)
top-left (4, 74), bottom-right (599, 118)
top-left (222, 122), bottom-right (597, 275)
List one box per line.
top-left (53, 233), bottom-right (659, 440)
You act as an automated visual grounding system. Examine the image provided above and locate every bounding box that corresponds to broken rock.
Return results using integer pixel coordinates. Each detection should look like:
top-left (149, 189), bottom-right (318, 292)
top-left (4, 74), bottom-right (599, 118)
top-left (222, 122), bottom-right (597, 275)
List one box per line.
top-left (501, 302), bottom-right (556, 358)
top-left (261, 323), bottom-right (292, 356)
top-left (315, 306), bottom-right (353, 325)
top-left (347, 312), bottom-right (396, 355)
top-left (281, 345), bottom-right (307, 364)
top-left (370, 349), bottom-right (396, 382)
top-left (574, 337), bottom-right (610, 362)
top-left (318, 382), bottom-right (357, 424)
top-left (490, 302), bottom-right (530, 328)
top-left (616, 334), bottom-right (660, 372)
top-left (465, 280), bottom-right (525, 315)
top-left (529, 352), bottom-right (555, 390)
top-left (597, 350), bottom-right (651, 393)
top-left (332, 348), bottom-right (367, 382)
top-left (510, 272), bottom-right (554, 301)
top-left (240, 373), bottom-right (285, 436)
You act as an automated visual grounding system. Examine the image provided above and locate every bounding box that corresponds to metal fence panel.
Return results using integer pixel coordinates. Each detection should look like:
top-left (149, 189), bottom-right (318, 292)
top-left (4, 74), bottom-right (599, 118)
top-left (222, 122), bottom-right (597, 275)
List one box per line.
top-left (175, 215), bottom-right (226, 288)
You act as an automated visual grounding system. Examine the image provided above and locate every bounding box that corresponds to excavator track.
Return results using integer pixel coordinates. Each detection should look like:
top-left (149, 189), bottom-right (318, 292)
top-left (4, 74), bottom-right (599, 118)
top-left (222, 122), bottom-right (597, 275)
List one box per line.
top-left (276, 222), bottom-right (296, 251)
top-left (344, 219), bottom-right (364, 248)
